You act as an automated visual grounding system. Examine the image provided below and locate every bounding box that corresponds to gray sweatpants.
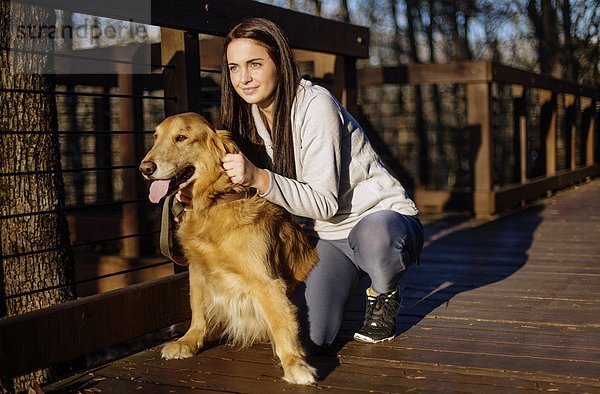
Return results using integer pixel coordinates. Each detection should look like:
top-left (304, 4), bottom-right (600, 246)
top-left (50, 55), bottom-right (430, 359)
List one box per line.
top-left (292, 210), bottom-right (424, 355)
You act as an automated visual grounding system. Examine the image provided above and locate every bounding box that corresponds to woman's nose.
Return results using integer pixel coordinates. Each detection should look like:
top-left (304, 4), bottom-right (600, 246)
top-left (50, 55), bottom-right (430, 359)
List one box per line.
top-left (240, 68), bottom-right (252, 83)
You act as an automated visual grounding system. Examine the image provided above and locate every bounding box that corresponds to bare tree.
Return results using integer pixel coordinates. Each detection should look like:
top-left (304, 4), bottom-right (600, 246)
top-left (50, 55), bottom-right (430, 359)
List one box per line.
top-left (310, 0), bottom-right (323, 16)
top-left (527, 0), bottom-right (561, 76)
top-left (571, 0), bottom-right (600, 85)
top-left (403, 0), bottom-right (431, 187)
top-left (389, 0), bottom-right (404, 63)
top-left (423, 0), bottom-right (448, 186)
top-left (452, 0), bottom-right (473, 60)
top-left (560, 0), bottom-right (579, 81)
top-left (340, 0), bottom-right (351, 22)
top-left (0, 2), bottom-right (76, 391)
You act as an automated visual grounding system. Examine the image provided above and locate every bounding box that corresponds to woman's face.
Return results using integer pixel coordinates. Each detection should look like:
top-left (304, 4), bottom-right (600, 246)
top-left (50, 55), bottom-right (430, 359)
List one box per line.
top-left (226, 38), bottom-right (279, 113)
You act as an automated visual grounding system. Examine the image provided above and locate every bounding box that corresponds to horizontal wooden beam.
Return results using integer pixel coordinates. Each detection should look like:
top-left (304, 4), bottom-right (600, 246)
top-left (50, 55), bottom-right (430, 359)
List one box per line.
top-left (357, 65), bottom-right (409, 85)
top-left (358, 62), bottom-right (490, 86)
top-left (55, 73), bottom-right (163, 90)
top-left (0, 273), bottom-right (191, 376)
top-left (15, 0), bottom-right (369, 58)
top-left (408, 61), bottom-right (490, 85)
top-left (491, 63), bottom-right (599, 99)
top-left (358, 62), bottom-right (599, 99)
top-left (494, 165), bottom-right (600, 213)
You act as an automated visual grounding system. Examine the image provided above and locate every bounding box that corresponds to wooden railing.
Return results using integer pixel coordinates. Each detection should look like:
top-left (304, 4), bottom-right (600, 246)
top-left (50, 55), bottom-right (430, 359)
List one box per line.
top-left (357, 61), bottom-right (599, 216)
top-left (0, 0), bottom-right (368, 378)
top-left (2, 0), bottom-right (598, 381)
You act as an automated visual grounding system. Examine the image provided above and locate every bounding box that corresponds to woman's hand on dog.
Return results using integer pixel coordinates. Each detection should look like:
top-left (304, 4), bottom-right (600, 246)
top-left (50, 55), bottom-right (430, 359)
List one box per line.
top-left (222, 153), bottom-right (270, 194)
top-left (174, 152), bottom-right (270, 220)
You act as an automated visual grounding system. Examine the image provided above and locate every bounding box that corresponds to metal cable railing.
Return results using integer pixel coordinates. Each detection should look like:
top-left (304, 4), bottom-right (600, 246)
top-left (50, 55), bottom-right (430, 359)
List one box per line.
top-left (0, 87), bottom-right (176, 101)
top-left (0, 40), bottom-right (209, 298)
top-left (2, 259), bottom-right (172, 301)
top-left (0, 230), bottom-right (160, 260)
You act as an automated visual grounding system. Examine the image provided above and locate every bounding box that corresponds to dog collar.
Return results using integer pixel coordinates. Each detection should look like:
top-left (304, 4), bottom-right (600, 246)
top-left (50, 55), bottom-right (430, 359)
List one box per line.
top-left (213, 187), bottom-right (257, 204)
top-left (159, 188), bottom-right (258, 265)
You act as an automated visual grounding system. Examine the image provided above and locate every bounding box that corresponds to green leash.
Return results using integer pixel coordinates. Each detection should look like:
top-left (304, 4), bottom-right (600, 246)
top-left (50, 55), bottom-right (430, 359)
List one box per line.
top-left (160, 194), bottom-right (188, 266)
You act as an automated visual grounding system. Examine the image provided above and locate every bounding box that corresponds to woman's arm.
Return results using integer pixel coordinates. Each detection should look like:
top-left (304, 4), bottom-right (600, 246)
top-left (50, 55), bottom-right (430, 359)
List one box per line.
top-left (222, 93), bottom-right (344, 221)
top-left (259, 94), bottom-right (344, 220)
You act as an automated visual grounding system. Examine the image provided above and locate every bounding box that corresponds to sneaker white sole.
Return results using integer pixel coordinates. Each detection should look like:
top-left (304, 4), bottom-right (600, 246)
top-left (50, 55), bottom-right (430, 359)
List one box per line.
top-left (353, 332), bottom-right (395, 344)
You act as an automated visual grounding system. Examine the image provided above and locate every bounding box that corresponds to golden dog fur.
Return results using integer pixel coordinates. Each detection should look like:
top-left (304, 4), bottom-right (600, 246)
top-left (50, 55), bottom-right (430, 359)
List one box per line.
top-left (140, 112), bottom-right (318, 385)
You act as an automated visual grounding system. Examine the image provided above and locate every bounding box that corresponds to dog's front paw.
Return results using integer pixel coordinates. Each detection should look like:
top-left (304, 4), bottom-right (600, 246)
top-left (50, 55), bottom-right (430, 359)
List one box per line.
top-left (161, 341), bottom-right (196, 360)
top-left (282, 358), bottom-right (317, 385)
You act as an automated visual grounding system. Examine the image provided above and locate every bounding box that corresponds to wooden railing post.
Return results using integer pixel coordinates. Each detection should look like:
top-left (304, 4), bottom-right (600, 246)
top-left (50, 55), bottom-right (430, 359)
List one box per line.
top-left (342, 57), bottom-right (359, 117)
top-left (513, 85), bottom-right (527, 184)
top-left (94, 86), bottom-right (114, 202)
top-left (582, 97), bottom-right (595, 166)
top-left (468, 82), bottom-right (494, 217)
top-left (159, 28), bottom-right (202, 272)
top-left (330, 55), bottom-right (359, 117)
top-left (160, 28), bottom-right (203, 117)
top-left (540, 90), bottom-right (557, 177)
top-left (118, 71), bottom-right (150, 258)
top-left (565, 94), bottom-right (577, 170)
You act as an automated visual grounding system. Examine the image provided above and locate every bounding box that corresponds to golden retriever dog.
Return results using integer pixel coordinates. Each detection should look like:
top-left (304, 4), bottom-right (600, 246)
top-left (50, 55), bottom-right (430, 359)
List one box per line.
top-left (139, 112), bottom-right (318, 385)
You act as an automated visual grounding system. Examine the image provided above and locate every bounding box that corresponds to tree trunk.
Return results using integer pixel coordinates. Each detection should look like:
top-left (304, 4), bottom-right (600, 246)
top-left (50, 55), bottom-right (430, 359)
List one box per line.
top-left (389, 0), bottom-right (404, 63)
top-left (527, 0), bottom-right (561, 76)
top-left (405, 0), bottom-right (430, 187)
top-left (449, 0), bottom-right (472, 60)
top-left (0, 3), bottom-right (76, 392)
top-left (426, 0), bottom-right (447, 188)
top-left (339, 0), bottom-right (351, 22)
top-left (310, 0), bottom-right (322, 16)
top-left (560, 0), bottom-right (579, 82)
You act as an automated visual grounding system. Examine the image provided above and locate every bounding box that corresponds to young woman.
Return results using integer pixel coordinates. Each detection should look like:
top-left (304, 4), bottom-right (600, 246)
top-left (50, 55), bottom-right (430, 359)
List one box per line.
top-left (181, 17), bottom-right (423, 354)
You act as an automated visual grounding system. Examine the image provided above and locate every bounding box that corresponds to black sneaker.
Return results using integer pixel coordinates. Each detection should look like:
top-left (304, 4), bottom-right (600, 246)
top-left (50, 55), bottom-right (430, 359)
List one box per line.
top-left (353, 287), bottom-right (401, 343)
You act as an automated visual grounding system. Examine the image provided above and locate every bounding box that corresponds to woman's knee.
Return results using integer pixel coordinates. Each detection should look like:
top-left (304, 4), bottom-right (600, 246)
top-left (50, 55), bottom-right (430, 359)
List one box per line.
top-left (348, 211), bottom-right (423, 289)
top-left (349, 210), bottom-right (417, 258)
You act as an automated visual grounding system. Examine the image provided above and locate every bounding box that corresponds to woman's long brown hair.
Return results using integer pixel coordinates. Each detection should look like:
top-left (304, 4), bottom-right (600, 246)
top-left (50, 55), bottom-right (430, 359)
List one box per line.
top-left (221, 17), bottom-right (300, 179)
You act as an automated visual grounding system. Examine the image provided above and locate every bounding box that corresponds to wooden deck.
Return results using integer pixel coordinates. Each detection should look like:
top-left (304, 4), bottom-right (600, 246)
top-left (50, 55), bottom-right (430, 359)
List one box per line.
top-left (48, 179), bottom-right (600, 393)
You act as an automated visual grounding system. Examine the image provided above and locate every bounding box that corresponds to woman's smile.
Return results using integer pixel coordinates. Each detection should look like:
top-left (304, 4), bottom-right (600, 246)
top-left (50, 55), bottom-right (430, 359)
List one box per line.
top-left (241, 86), bottom-right (258, 95)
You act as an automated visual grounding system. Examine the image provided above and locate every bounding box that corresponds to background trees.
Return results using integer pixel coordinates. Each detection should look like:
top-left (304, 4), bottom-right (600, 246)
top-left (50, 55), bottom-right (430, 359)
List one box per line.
top-left (262, 0), bottom-right (598, 190)
top-left (264, 0), bottom-right (599, 85)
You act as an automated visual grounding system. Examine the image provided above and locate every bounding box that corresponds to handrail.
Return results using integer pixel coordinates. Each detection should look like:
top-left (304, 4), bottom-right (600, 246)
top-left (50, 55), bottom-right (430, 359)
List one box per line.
top-left (357, 60), bottom-right (599, 217)
top-left (358, 61), bottom-right (599, 99)
top-left (15, 0), bottom-right (369, 58)
top-left (1, 0), bottom-right (368, 381)
top-left (3, 1), bottom-right (596, 384)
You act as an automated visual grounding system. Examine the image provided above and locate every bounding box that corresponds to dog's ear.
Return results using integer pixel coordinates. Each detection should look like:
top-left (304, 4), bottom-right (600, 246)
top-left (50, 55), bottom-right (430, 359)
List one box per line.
top-left (214, 130), bottom-right (239, 154)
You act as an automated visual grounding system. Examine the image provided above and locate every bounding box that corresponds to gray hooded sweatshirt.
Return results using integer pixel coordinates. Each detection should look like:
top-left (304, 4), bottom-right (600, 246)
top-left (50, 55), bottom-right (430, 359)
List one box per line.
top-left (254, 79), bottom-right (418, 240)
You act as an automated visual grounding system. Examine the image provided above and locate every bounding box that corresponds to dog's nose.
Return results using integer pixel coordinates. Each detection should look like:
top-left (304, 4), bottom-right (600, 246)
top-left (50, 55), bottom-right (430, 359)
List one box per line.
top-left (139, 161), bottom-right (157, 176)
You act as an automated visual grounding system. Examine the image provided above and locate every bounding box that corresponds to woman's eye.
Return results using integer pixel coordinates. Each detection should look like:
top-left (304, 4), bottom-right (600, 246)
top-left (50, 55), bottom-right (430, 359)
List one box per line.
top-left (229, 65), bottom-right (238, 72)
top-left (251, 62), bottom-right (261, 68)
top-left (176, 135), bottom-right (187, 142)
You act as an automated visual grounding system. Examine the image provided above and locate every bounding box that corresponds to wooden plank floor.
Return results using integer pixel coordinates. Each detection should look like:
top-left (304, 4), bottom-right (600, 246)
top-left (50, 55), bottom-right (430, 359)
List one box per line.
top-left (48, 180), bottom-right (600, 393)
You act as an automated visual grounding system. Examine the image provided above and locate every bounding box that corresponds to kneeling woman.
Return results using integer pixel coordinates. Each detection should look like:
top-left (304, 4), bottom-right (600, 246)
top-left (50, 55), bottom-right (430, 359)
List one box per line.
top-left (182, 17), bottom-right (424, 353)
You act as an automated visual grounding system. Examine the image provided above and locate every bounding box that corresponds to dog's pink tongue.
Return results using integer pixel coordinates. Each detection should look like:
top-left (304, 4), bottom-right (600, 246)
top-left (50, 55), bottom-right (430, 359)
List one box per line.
top-left (149, 180), bottom-right (170, 203)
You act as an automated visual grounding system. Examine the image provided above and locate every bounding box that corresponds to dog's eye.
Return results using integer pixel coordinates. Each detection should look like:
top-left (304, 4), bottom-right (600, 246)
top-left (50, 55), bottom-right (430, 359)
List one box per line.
top-left (176, 135), bottom-right (187, 142)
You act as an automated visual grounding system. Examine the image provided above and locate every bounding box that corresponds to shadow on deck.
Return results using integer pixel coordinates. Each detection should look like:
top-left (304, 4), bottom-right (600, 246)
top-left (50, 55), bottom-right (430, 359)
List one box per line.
top-left (48, 179), bottom-right (600, 393)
